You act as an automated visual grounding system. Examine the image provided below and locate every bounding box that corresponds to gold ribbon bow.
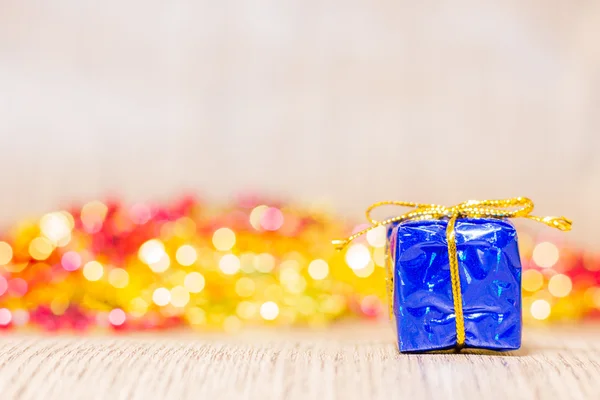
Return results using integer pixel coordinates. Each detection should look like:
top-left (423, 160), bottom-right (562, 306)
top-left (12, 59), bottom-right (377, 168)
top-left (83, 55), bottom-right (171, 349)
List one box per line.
top-left (333, 197), bottom-right (571, 349)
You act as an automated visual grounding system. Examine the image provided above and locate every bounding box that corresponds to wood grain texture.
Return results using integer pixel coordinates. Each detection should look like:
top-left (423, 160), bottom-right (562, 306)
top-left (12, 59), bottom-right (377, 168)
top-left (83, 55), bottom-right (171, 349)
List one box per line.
top-left (0, 325), bottom-right (599, 400)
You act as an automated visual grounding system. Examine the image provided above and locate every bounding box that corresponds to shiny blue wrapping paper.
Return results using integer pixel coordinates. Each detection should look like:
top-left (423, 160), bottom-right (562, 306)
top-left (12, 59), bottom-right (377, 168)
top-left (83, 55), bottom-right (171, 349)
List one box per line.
top-left (388, 218), bottom-right (522, 352)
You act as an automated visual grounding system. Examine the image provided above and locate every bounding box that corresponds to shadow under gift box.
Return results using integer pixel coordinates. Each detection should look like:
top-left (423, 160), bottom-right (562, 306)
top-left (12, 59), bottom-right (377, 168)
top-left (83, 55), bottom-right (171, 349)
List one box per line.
top-left (387, 218), bottom-right (522, 353)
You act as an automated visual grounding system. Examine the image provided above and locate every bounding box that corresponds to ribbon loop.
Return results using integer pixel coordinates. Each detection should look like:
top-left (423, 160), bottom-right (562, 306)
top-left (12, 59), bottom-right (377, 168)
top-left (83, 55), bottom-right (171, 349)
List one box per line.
top-left (333, 197), bottom-right (571, 351)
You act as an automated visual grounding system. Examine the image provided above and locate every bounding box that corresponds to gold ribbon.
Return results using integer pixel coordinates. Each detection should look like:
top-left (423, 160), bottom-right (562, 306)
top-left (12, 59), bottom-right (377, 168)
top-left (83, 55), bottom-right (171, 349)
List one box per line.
top-left (333, 197), bottom-right (571, 349)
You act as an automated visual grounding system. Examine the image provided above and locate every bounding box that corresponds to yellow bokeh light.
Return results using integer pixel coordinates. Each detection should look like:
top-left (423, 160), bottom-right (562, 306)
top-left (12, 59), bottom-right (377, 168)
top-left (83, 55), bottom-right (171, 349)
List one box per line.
top-left (260, 301), bottom-right (279, 321)
top-left (308, 259), bottom-right (329, 280)
top-left (522, 269), bottom-right (544, 292)
top-left (249, 205), bottom-right (268, 230)
top-left (239, 252), bottom-right (256, 273)
top-left (219, 254), bottom-right (240, 275)
top-left (321, 295), bottom-right (346, 315)
top-left (28, 237), bottom-right (55, 261)
top-left (530, 299), bottom-right (551, 320)
top-left (279, 266), bottom-right (300, 285)
top-left (166, 268), bottom-right (186, 286)
top-left (56, 233), bottom-right (72, 248)
top-left (548, 274), bottom-right (572, 298)
top-left (83, 261), bottom-right (104, 281)
top-left (286, 276), bottom-right (307, 294)
top-left (265, 284), bottom-right (283, 300)
top-left (186, 307), bottom-right (206, 325)
top-left (212, 228), bottom-right (236, 251)
top-left (50, 295), bottom-right (69, 316)
top-left (174, 217), bottom-right (196, 238)
top-left (235, 277), bottom-right (255, 297)
top-left (236, 301), bottom-right (257, 319)
top-left (297, 296), bottom-right (316, 316)
top-left (353, 262), bottom-right (375, 278)
top-left (532, 242), bottom-right (559, 269)
top-left (254, 253), bottom-right (275, 273)
top-left (108, 268), bottom-right (129, 289)
top-left (345, 244), bottom-right (371, 270)
top-left (4, 262), bottom-right (27, 274)
top-left (40, 212), bottom-right (72, 244)
top-left (170, 286), bottom-right (190, 307)
top-left (366, 225), bottom-right (387, 248)
top-left (60, 211), bottom-right (75, 229)
top-left (279, 265), bottom-right (306, 294)
top-left (372, 247), bottom-right (386, 267)
top-left (138, 239), bottom-right (166, 265)
top-left (152, 287), bottom-right (171, 306)
top-left (149, 254), bottom-right (171, 273)
top-left (81, 201), bottom-right (108, 230)
top-left (176, 245), bottom-right (197, 266)
top-left (184, 272), bottom-right (205, 293)
top-left (160, 221), bottom-right (176, 240)
top-left (280, 259), bottom-right (299, 270)
top-left (0, 241), bottom-right (13, 265)
top-left (129, 298), bottom-right (148, 318)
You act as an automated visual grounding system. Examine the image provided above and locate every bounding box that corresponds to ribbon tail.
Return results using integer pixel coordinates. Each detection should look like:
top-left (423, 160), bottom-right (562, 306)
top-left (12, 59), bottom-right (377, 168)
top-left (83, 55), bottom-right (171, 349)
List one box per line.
top-left (526, 215), bottom-right (572, 231)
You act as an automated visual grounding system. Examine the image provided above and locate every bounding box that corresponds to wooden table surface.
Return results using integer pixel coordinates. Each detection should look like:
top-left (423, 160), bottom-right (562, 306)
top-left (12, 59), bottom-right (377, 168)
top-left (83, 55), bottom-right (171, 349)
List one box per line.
top-left (0, 324), bottom-right (599, 400)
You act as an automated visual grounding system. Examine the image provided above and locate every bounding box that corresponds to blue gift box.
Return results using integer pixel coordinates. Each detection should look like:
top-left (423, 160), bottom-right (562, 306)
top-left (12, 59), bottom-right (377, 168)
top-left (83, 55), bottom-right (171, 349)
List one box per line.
top-left (388, 218), bottom-right (522, 352)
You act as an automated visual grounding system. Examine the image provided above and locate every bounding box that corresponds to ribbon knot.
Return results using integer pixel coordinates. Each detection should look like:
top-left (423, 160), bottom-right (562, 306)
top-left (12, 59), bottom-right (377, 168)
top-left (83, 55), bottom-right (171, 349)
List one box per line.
top-left (333, 197), bottom-right (572, 350)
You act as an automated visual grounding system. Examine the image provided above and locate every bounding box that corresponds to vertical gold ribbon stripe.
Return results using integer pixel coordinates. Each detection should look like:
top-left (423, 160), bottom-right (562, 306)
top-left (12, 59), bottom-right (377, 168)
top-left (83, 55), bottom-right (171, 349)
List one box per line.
top-left (446, 214), bottom-right (465, 348)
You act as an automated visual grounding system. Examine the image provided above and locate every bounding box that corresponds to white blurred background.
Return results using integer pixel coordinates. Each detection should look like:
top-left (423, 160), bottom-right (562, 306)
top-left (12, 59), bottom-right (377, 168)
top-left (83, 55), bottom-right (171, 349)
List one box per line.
top-left (0, 1), bottom-right (598, 245)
